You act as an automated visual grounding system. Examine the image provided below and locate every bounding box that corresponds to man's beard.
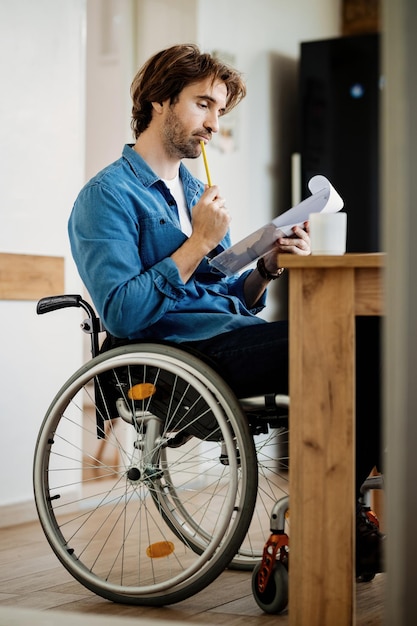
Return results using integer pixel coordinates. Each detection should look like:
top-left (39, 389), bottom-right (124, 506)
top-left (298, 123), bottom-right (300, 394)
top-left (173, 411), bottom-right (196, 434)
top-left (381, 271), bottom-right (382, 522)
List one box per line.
top-left (162, 107), bottom-right (204, 160)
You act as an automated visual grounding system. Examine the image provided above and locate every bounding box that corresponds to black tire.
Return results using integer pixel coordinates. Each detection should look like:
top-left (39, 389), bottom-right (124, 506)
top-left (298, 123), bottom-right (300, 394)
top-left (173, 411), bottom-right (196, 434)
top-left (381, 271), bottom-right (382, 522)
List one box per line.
top-left (252, 561), bottom-right (289, 614)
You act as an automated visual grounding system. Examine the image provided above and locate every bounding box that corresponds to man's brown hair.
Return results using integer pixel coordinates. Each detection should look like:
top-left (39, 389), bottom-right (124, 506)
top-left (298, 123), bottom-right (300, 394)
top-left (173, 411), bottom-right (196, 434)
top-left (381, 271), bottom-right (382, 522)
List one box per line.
top-left (130, 44), bottom-right (246, 138)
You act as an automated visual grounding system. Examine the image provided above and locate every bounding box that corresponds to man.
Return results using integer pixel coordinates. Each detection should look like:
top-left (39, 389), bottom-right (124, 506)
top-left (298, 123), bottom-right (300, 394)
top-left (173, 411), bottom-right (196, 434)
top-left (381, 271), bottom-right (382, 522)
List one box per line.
top-left (68, 44), bottom-right (383, 576)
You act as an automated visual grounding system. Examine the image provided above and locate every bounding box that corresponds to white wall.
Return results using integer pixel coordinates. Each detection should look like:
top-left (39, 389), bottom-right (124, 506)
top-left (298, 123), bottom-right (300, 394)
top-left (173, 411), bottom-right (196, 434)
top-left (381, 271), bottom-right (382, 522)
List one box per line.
top-left (86, 0), bottom-right (137, 180)
top-left (0, 0), bottom-right (85, 517)
top-left (0, 0), bottom-right (340, 517)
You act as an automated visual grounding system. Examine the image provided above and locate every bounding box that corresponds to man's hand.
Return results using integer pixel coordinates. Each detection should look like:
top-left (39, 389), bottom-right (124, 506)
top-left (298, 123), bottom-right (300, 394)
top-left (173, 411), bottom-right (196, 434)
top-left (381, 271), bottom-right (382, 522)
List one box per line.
top-left (190, 185), bottom-right (230, 254)
top-left (171, 185), bottom-right (230, 283)
top-left (262, 221), bottom-right (311, 274)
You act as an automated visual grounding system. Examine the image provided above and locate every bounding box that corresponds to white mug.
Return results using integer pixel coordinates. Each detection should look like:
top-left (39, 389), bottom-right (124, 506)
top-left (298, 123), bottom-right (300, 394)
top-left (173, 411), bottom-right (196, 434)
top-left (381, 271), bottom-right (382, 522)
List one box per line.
top-left (309, 211), bottom-right (347, 255)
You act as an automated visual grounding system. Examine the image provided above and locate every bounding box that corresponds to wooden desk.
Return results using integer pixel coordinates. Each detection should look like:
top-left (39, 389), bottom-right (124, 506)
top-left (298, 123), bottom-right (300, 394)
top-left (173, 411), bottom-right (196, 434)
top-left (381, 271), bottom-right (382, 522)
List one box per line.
top-left (279, 253), bottom-right (385, 626)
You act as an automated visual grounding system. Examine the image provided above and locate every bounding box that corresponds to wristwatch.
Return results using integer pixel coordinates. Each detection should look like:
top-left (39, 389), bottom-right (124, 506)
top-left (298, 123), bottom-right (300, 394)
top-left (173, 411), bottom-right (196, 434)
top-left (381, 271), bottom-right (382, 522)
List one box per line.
top-left (256, 257), bottom-right (285, 280)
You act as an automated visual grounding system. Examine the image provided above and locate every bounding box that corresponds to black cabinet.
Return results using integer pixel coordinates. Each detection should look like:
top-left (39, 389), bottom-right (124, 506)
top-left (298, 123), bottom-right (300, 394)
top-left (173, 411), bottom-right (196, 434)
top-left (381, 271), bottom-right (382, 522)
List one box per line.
top-left (299, 34), bottom-right (381, 252)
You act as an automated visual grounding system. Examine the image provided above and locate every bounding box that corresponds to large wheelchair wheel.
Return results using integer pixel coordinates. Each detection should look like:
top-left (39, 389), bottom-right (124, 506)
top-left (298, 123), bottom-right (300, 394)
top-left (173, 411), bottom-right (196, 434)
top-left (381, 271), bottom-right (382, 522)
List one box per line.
top-left (33, 344), bottom-right (258, 605)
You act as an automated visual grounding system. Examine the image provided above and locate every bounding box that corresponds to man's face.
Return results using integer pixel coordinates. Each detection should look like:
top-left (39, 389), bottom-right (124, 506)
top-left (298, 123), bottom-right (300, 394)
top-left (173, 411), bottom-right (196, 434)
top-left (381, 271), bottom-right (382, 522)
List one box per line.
top-left (160, 78), bottom-right (228, 160)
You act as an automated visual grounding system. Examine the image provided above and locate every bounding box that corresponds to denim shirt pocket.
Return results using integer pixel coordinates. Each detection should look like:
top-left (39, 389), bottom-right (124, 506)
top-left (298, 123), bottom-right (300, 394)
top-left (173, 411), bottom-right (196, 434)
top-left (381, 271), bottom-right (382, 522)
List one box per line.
top-left (138, 216), bottom-right (187, 267)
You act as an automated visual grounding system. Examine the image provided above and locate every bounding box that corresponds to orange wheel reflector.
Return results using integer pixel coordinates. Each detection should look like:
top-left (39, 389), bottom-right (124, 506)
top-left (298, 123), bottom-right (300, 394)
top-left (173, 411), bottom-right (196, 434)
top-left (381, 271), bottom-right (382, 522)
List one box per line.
top-left (128, 383), bottom-right (156, 400)
top-left (146, 541), bottom-right (175, 558)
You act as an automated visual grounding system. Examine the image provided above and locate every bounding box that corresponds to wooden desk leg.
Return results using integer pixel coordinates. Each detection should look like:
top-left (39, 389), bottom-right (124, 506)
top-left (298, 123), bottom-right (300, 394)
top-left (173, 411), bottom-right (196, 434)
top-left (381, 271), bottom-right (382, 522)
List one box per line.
top-left (288, 267), bottom-right (356, 626)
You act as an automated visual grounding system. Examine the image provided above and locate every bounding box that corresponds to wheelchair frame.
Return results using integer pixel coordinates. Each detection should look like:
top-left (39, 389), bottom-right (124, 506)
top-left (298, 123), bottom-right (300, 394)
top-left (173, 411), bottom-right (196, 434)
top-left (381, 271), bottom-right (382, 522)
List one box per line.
top-left (33, 295), bottom-right (290, 607)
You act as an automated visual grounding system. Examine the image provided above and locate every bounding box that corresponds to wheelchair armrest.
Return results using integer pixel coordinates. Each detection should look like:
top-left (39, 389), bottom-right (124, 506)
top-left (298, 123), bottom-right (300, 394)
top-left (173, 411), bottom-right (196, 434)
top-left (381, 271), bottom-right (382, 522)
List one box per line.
top-left (37, 294), bottom-right (103, 358)
top-left (36, 294), bottom-right (83, 315)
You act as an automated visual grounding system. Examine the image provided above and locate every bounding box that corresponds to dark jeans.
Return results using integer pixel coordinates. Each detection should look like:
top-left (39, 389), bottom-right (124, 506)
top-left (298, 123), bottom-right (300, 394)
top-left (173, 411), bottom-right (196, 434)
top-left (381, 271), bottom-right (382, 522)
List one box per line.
top-left (183, 316), bottom-right (382, 497)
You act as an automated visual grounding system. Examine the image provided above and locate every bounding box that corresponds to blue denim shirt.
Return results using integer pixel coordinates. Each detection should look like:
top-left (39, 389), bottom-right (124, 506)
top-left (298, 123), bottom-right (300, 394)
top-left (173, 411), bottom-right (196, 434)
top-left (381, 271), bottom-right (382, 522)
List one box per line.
top-left (68, 144), bottom-right (267, 341)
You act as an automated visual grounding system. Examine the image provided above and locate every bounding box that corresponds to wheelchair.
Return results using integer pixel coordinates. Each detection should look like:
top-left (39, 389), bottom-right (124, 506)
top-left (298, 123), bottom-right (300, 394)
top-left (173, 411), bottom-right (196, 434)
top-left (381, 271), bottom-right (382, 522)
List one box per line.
top-left (33, 294), bottom-right (291, 608)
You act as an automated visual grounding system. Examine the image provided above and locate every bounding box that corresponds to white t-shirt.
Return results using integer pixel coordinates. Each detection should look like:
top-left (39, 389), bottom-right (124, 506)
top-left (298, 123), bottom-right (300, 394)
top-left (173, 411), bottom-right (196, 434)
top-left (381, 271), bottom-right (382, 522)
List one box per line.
top-left (162, 173), bottom-right (192, 237)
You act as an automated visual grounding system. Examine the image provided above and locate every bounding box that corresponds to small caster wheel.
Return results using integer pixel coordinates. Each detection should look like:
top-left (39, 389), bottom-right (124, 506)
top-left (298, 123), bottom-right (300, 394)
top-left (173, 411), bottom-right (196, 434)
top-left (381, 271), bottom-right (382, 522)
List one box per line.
top-left (252, 561), bottom-right (289, 614)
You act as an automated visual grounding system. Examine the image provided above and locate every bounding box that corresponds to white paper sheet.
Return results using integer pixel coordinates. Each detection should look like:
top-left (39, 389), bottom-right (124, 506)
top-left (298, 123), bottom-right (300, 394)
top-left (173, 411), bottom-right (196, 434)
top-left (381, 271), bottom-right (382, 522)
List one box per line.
top-left (209, 175), bottom-right (344, 276)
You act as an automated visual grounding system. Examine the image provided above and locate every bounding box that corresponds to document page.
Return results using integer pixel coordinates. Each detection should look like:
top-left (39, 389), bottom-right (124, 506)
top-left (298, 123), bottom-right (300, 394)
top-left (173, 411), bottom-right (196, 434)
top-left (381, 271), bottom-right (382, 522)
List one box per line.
top-left (209, 175), bottom-right (344, 276)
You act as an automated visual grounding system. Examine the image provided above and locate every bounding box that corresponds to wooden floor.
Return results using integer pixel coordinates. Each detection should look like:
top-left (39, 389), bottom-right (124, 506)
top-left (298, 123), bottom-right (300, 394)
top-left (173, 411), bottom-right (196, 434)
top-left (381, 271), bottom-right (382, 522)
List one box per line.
top-left (0, 516), bottom-right (385, 625)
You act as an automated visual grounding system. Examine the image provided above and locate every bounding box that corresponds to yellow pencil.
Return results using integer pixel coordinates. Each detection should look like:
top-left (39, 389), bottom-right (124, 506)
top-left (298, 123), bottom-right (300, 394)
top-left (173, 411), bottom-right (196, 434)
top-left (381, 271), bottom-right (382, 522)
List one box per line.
top-left (200, 140), bottom-right (212, 187)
